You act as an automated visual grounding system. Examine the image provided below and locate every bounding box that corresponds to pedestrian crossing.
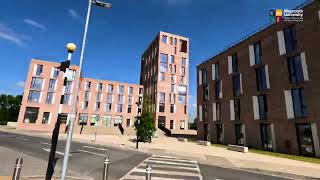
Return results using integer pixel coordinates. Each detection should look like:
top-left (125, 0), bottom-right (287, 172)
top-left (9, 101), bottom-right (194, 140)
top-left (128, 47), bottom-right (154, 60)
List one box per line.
top-left (120, 154), bottom-right (203, 180)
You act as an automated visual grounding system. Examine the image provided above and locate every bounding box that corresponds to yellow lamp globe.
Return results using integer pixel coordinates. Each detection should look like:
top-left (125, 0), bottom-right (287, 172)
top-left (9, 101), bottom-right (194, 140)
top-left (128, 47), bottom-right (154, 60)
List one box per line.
top-left (66, 43), bottom-right (76, 53)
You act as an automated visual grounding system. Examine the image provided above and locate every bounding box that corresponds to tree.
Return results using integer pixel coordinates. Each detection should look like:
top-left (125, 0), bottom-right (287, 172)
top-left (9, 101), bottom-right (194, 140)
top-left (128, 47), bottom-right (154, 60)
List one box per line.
top-left (134, 110), bottom-right (156, 143)
top-left (0, 94), bottom-right (22, 125)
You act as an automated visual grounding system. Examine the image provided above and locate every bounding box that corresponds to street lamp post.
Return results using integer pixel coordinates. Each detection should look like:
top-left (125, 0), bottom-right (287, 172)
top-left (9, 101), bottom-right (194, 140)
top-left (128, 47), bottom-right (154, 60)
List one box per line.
top-left (60, 0), bottom-right (111, 179)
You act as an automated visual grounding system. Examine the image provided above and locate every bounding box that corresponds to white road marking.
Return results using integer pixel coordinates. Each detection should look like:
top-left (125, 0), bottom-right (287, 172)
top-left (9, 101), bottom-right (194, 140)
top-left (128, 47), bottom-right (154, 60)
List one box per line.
top-left (149, 157), bottom-right (197, 163)
top-left (16, 137), bottom-right (29, 141)
top-left (78, 149), bottom-right (107, 157)
top-left (152, 155), bottom-right (177, 159)
top-left (140, 163), bottom-right (200, 171)
top-left (133, 168), bottom-right (202, 177)
top-left (82, 145), bottom-right (108, 151)
top-left (41, 148), bottom-right (72, 156)
top-left (40, 142), bottom-right (51, 145)
top-left (145, 159), bottom-right (198, 167)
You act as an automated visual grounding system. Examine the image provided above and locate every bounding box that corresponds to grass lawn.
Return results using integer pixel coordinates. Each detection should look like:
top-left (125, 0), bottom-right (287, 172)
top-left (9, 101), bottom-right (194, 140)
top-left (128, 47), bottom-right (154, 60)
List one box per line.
top-left (210, 143), bottom-right (320, 164)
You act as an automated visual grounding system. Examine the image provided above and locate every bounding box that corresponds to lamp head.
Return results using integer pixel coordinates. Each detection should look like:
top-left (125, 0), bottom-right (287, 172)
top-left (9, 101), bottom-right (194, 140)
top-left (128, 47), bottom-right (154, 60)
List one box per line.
top-left (66, 43), bottom-right (76, 53)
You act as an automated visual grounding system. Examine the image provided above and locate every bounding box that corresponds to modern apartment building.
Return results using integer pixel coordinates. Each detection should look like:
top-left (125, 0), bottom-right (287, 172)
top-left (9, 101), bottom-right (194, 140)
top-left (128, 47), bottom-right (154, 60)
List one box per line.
top-left (140, 32), bottom-right (189, 131)
top-left (197, 1), bottom-right (320, 157)
top-left (17, 59), bottom-right (143, 134)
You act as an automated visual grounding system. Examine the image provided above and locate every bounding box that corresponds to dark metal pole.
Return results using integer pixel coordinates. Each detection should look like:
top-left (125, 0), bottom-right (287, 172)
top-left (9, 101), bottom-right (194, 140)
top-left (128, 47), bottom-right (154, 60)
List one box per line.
top-left (145, 165), bottom-right (152, 180)
top-left (45, 115), bottom-right (61, 180)
top-left (103, 156), bottom-right (110, 180)
top-left (12, 158), bottom-right (23, 180)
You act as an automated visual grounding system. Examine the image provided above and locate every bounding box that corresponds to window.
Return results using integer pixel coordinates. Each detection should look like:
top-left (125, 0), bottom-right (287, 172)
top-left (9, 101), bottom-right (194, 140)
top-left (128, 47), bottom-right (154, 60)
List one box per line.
top-left (96, 93), bottom-right (102, 102)
top-left (170, 120), bottom-right (174, 129)
top-left (170, 93), bottom-right (176, 104)
top-left (234, 99), bottom-right (240, 121)
top-left (118, 85), bottom-right (124, 94)
top-left (83, 101), bottom-right (89, 110)
top-left (232, 54), bottom-right (238, 73)
top-left (184, 105), bottom-right (187, 114)
top-left (30, 77), bottom-right (43, 90)
top-left (256, 67), bottom-right (268, 91)
top-left (288, 55), bottom-right (304, 83)
top-left (139, 88), bottom-right (143, 95)
top-left (35, 64), bottom-right (43, 75)
top-left (178, 95), bottom-right (186, 104)
top-left (170, 37), bottom-right (173, 45)
top-left (181, 66), bottom-right (185, 76)
top-left (107, 84), bottom-right (113, 93)
top-left (128, 96), bottom-right (133, 105)
top-left (107, 94), bottom-right (113, 103)
top-left (127, 105), bottom-right (132, 113)
top-left (91, 115), bottom-right (99, 126)
top-left (78, 113), bottom-right (88, 125)
top-left (180, 120), bottom-right (186, 130)
top-left (162, 35), bottom-right (167, 43)
top-left (52, 67), bottom-right (59, 78)
top-left (203, 85), bottom-right (209, 101)
top-left (118, 95), bottom-right (123, 104)
top-left (292, 88), bottom-right (308, 118)
top-left (216, 124), bottom-right (223, 144)
top-left (28, 90), bottom-right (40, 103)
top-left (97, 83), bottom-right (103, 91)
top-left (171, 74), bottom-right (176, 83)
top-left (23, 107), bottom-right (39, 123)
top-left (42, 112), bottom-right (50, 124)
top-left (179, 40), bottom-right (188, 53)
top-left (296, 124), bottom-right (314, 156)
top-left (104, 115), bottom-right (111, 127)
top-left (215, 80), bottom-right (222, 99)
top-left (258, 95), bottom-right (268, 119)
top-left (171, 84), bottom-right (175, 93)
top-left (95, 102), bottom-right (101, 111)
top-left (159, 103), bottom-right (165, 112)
top-left (202, 69), bottom-right (208, 84)
top-left (46, 92), bottom-right (54, 104)
top-left (170, 55), bottom-right (175, 64)
top-left (160, 73), bottom-right (165, 81)
top-left (65, 81), bottom-right (72, 94)
top-left (174, 38), bottom-right (177, 45)
top-left (260, 124), bottom-right (273, 151)
top-left (254, 42), bottom-right (262, 64)
top-left (160, 53), bottom-right (168, 72)
top-left (128, 87), bottom-right (133, 95)
top-left (170, 104), bottom-right (174, 113)
top-left (181, 58), bottom-right (187, 66)
top-left (48, 79), bottom-right (56, 92)
top-left (159, 92), bottom-right (165, 103)
top-left (84, 92), bottom-right (90, 101)
top-left (106, 103), bottom-right (112, 112)
top-left (117, 104), bottom-right (123, 113)
top-left (212, 63), bottom-right (219, 80)
top-left (284, 26), bottom-right (297, 53)
top-left (62, 94), bottom-right (70, 105)
top-left (126, 119), bottom-right (131, 127)
top-left (233, 74), bottom-right (241, 96)
top-left (235, 124), bottom-right (244, 146)
top-left (85, 81), bottom-right (91, 91)
top-left (114, 116), bottom-right (122, 126)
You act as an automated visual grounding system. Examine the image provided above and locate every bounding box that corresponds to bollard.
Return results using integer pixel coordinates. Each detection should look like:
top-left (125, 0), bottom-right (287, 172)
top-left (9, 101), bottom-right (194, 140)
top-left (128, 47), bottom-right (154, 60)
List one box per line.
top-left (103, 156), bottom-right (110, 180)
top-left (12, 158), bottom-right (23, 180)
top-left (145, 165), bottom-right (152, 180)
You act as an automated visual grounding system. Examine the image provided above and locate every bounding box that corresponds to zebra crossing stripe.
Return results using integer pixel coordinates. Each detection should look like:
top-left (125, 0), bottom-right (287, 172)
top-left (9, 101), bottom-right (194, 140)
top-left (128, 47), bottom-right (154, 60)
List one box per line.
top-left (140, 163), bottom-right (200, 172)
top-left (144, 159), bottom-right (198, 167)
top-left (149, 157), bottom-right (197, 163)
top-left (133, 168), bottom-right (202, 178)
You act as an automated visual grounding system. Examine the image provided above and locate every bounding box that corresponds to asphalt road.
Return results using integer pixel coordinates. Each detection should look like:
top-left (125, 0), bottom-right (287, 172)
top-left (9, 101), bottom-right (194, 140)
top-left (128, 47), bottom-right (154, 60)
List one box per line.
top-left (0, 131), bottom-right (288, 180)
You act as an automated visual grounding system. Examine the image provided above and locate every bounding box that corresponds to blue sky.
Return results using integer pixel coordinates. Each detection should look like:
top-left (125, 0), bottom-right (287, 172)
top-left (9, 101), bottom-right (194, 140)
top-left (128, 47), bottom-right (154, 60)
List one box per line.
top-left (0, 0), bottom-right (305, 119)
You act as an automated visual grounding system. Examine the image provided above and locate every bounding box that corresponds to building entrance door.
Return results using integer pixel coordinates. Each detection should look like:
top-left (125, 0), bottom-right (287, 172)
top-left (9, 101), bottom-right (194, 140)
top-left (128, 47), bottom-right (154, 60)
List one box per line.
top-left (296, 124), bottom-right (315, 157)
top-left (216, 124), bottom-right (223, 144)
top-left (203, 123), bottom-right (209, 141)
top-left (158, 116), bottom-right (166, 128)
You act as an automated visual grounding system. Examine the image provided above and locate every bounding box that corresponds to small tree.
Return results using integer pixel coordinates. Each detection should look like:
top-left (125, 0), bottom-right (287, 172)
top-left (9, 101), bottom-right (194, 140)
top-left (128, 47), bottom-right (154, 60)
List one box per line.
top-left (134, 110), bottom-right (156, 143)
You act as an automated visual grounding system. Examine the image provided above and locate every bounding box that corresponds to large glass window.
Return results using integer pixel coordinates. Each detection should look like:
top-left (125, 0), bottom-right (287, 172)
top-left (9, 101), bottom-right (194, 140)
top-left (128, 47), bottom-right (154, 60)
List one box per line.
top-left (160, 72), bottom-right (165, 81)
top-left (170, 55), bottom-right (175, 64)
top-left (260, 124), bottom-right (273, 151)
top-left (84, 92), bottom-right (90, 101)
top-left (127, 105), bottom-right (132, 113)
top-left (85, 81), bottom-right (91, 91)
top-left (232, 54), bottom-right (238, 73)
top-left (284, 26), bottom-right (297, 53)
top-left (97, 83), bottom-right (103, 91)
top-left (203, 85), bottom-right (209, 101)
top-left (233, 74), bottom-right (241, 96)
top-left (162, 35), bottom-right (167, 44)
top-left (254, 41), bottom-right (262, 64)
top-left (48, 79), bottom-right (56, 92)
top-left (62, 94), bottom-right (70, 105)
top-left (30, 77), bottom-right (43, 90)
top-left (114, 116), bottom-right (122, 126)
top-left (65, 81), bottom-right (72, 94)
top-left (256, 67), bottom-right (267, 91)
top-left (234, 99), bottom-right (240, 121)
top-left (91, 115), bottom-right (99, 126)
top-left (35, 64), bottom-right (43, 76)
top-left (83, 101), bottom-right (89, 110)
top-left (128, 87), bottom-right (133, 95)
top-left (106, 103), bottom-right (112, 112)
top-left (258, 95), bottom-right (268, 119)
top-left (214, 63), bottom-right (220, 80)
top-left (179, 40), bottom-right (188, 53)
top-left (170, 120), bottom-right (174, 129)
top-left (292, 88), bottom-right (308, 118)
top-left (296, 124), bottom-right (314, 157)
top-left (118, 85), bottom-right (124, 94)
top-left (52, 67), bottom-right (59, 78)
top-left (202, 69), bottom-right (208, 84)
top-left (78, 113), bottom-right (88, 125)
top-left (181, 58), bottom-right (187, 66)
top-left (128, 96), bottom-right (133, 105)
top-left (97, 93), bottom-right (102, 102)
top-left (216, 124), bottom-right (223, 144)
top-left (107, 94), bottom-right (113, 103)
top-left (170, 104), bottom-right (174, 113)
top-left (160, 53), bottom-right (168, 72)
top-left (104, 115), bottom-right (112, 127)
top-left (118, 95), bottom-right (123, 104)
top-left (46, 92), bottom-right (54, 104)
top-left (235, 124), bottom-right (244, 146)
top-left (288, 55), bottom-right (304, 83)
top-left (42, 112), bottom-right (50, 124)
top-left (28, 90), bottom-right (40, 103)
top-left (216, 102), bottom-right (221, 121)
top-left (215, 80), bottom-right (221, 99)
top-left (107, 84), bottom-right (113, 93)
top-left (23, 107), bottom-right (39, 123)
top-left (117, 104), bottom-right (123, 113)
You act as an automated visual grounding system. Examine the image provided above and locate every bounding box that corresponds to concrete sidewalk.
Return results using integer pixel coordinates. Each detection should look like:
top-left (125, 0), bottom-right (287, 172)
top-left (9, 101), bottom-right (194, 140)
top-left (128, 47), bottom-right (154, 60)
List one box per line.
top-left (2, 127), bottom-right (320, 179)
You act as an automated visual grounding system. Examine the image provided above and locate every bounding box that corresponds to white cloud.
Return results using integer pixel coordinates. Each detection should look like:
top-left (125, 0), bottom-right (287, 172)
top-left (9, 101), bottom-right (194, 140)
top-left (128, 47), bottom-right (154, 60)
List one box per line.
top-left (16, 81), bottom-right (25, 88)
top-left (192, 103), bottom-right (197, 108)
top-left (0, 22), bottom-right (30, 47)
top-left (24, 19), bottom-right (46, 31)
top-left (68, 9), bottom-right (80, 20)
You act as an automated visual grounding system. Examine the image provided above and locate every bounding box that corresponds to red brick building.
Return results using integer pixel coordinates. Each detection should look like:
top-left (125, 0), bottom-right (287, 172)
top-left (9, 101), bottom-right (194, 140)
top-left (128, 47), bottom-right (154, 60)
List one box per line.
top-left (197, 1), bottom-right (320, 157)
